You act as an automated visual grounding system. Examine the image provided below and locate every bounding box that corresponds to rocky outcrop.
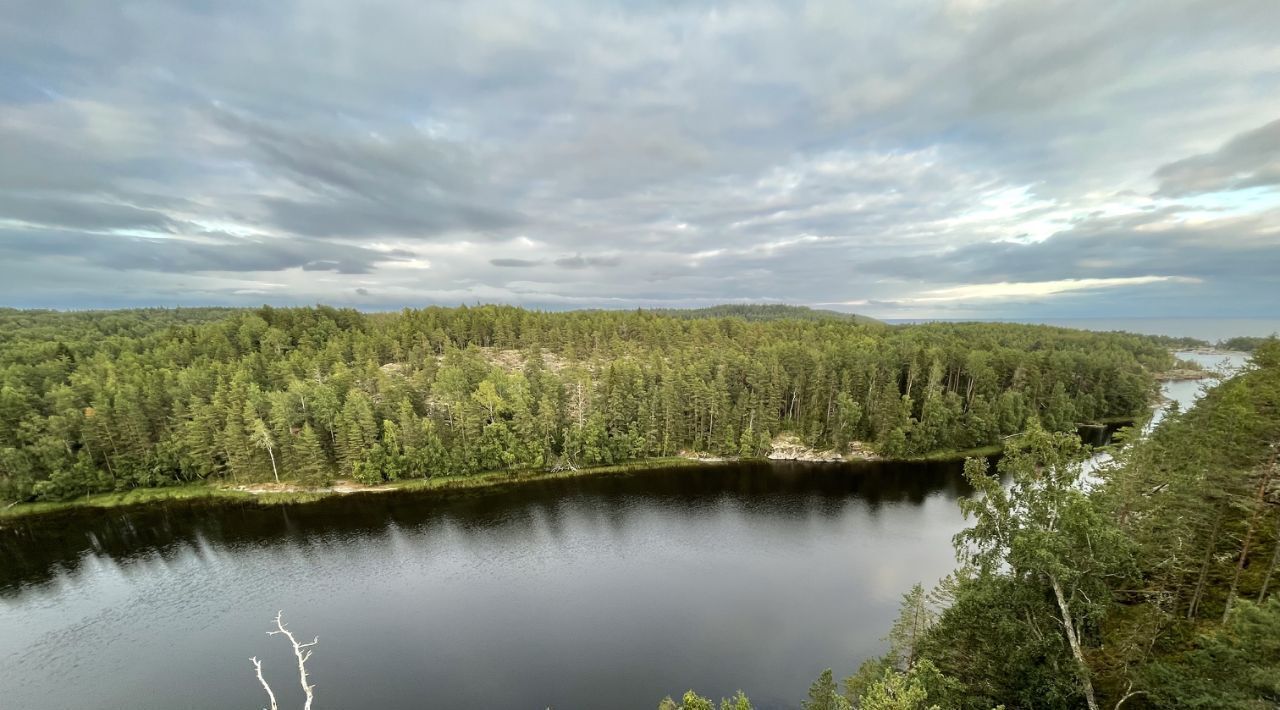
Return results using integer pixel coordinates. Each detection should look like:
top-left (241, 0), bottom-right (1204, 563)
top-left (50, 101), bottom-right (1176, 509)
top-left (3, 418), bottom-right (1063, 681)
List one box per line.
top-left (678, 451), bottom-right (730, 463)
top-left (766, 433), bottom-right (879, 462)
top-left (1155, 368), bottom-right (1211, 382)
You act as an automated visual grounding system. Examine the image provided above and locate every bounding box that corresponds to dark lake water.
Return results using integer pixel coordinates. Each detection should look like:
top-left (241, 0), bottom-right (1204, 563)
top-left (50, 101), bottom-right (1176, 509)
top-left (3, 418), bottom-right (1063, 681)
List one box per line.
top-left (0, 460), bottom-right (977, 710)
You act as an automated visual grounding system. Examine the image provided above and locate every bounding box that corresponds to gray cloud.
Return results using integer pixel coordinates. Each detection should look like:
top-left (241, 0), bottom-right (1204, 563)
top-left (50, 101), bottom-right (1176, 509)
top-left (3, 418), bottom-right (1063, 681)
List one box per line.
top-left (0, 0), bottom-right (1276, 316)
top-left (861, 207), bottom-right (1280, 285)
top-left (490, 258), bottom-right (542, 268)
top-left (0, 228), bottom-right (408, 274)
top-left (553, 254), bottom-right (621, 269)
top-left (0, 193), bottom-right (178, 232)
top-left (210, 108), bottom-right (522, 238)
top-left (1154, 117), bottom-right (1280, 196)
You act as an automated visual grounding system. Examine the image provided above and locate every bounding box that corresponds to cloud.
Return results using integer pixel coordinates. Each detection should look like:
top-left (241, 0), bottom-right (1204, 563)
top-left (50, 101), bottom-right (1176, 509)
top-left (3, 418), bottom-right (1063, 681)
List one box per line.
top-left (900, 276), bottom-right (1199, 303)
top-left (490, 258), bottom-right (542, 267)
top-left (553, 254), bottom-right (621, 269)
top-left (209, 107), bottom-right (523, 238)
top-left (861, 206), bottom-right (1280, 285)
top-left (0, 228), bottom-right (410, 275)
top-left (0, 193), bottom-right (178, 232)
top-left (0, 0), bottom-right (1276, 316)
top-left (1154, 117), bottom-right (1280, 196)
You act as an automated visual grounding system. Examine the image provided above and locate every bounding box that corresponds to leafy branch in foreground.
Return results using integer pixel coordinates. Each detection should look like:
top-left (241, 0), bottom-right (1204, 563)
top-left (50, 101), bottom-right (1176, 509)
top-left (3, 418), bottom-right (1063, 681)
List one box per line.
top-left (955, 422), bottom-right (1132, 710)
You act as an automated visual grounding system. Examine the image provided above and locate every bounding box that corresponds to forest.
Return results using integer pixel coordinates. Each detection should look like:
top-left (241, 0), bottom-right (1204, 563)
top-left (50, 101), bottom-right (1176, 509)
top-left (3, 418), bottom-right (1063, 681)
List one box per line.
top-left (0, 305), bottom-right (1175, 504)
top-left (662, 341), bottom-right (1280, 709)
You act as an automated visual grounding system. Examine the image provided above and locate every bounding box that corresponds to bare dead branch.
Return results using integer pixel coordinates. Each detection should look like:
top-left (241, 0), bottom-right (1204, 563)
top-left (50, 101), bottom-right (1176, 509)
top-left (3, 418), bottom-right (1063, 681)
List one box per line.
top-left (251, 656), bottom-right (278, 710)
top-left (266, 610), bottom-right (318, 710)
top-left (1113, 680), bottom-right (1147, 709)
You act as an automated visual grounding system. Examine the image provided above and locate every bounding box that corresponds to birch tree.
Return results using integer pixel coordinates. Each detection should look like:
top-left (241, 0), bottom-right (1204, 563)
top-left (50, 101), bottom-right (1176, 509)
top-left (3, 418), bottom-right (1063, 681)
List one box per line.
top-left (250, 418), bottom-right (280, 484)
top-left (956, 423), bottom-right (1131, 710)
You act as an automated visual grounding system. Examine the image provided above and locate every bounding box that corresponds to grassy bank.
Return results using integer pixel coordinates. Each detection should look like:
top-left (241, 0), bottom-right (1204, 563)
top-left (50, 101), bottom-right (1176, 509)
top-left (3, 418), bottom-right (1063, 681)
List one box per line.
top-left (0, 484), bottom-right (258, 521)
top-left (0, 441), bottom-right (1067, 523)
top-left (388, 457), bottom-right (702, 495)
top-left (1, 443), bottom-right (1044, 523)
top-left (0, 457), bottom-right (705, 522)
top-left (5, 427), bottom-right (1153, 523)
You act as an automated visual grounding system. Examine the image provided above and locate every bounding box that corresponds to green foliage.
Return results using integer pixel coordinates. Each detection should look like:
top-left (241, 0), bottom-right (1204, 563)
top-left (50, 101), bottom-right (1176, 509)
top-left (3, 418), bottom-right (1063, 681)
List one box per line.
top-left (1216, 335), bottom-right (1277, 353)
top-left (856, 661), bottom-right (942, 710)
top-left (804, 669), bottom-right (852, 710)
top-left (657, 690), bottom-right (753, 710)
top-left (926, 574), bottom-right (1090, 708)
top-left (647, 304), bottom-right (884, 326)
top-left (952, 425), bottom-right (1132, 709)
top-left (916, 345), bottom-right (1280, 710)
top-left (0, 305), bottom-right (1170, 503)
top-left (1141, 598), bottom-right (1280, 708)
top-left (843, 656), bottom-right (894, 706)
top-left (887, 583), bottom-right (935, 671)
top-left (646, 344), bottom-right (1279, 710)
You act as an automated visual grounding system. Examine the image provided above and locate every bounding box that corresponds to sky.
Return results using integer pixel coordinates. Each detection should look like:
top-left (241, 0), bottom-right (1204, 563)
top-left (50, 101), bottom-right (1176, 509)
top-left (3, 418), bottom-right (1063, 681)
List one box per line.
top-left (1, 0), bottom-right (1278, 318)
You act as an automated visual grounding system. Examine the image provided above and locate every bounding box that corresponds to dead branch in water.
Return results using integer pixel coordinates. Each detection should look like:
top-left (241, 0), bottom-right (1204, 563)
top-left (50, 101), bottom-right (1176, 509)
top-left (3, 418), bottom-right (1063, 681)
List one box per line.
top-left (250, 611), bottom-right (317, 710)
top-left (251, 656), bottom-right (278, 710)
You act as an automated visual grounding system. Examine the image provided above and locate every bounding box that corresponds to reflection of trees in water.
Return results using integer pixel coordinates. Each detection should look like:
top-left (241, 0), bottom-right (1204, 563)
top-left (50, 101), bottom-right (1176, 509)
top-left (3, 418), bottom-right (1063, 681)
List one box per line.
top-left (0, 460), bottom-right (973, 598)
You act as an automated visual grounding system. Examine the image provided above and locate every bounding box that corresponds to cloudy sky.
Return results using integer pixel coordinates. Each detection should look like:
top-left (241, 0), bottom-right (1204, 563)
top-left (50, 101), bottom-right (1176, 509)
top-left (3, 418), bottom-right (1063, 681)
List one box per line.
top-left (2, 0), bottom-right (1278, 317)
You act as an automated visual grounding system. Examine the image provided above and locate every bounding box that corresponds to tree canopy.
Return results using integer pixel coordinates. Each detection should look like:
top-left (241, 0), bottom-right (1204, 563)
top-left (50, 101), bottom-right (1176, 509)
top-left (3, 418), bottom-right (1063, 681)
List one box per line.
top-left (0, 305), bottom-right (1172, 503)
top-left (668, 341), bottom-right (1280, 709)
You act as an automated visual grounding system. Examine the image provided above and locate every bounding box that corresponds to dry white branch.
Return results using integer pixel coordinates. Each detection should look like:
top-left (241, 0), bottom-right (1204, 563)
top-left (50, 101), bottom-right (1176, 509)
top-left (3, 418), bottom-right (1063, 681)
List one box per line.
top-left (251, 611), bottom-right (318, 710)
top-left (1113, 680), bottom-right (1147, 709)
top-left (266, 610), bottom-right (318, 710)
top-left (251, 656), bottom-right (278, 710)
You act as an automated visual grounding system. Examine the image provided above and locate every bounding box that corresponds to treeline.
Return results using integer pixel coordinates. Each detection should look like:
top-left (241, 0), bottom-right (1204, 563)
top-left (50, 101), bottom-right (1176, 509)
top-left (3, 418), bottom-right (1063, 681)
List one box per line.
top-left (674, 342), bottom-right (1279, 709)
top-left (0, 305), bottom-right (1172, 503)
top-left (1218, 335), bottom-right (1274, 352)
top-left (1131, 333), bottom-right (1276, 353)
top-left (647, 304), bottom-right (885, 325)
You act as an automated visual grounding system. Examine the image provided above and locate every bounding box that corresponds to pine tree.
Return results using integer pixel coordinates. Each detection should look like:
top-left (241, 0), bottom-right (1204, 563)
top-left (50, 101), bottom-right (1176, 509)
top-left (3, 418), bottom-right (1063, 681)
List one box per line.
top-left (887, 584), bottom-right (934, 671)
top-left (803, 669), bottom-right (851, 710)
top-left (294, 423), bottom-right (331, 482)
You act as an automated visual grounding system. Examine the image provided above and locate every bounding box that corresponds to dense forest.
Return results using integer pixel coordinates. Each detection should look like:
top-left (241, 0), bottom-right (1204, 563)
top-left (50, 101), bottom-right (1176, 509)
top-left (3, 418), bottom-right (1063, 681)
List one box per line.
top-left (648, 304), bottom-right (886, 325)
top-left (665, 342), bottom-right (1280, 710)
top-left (1216, 336), bottom-right (1274, 353)
top-left (1123, 333), bottom-right (1274, 353)
top-left (0, 305), bottom-right (1175, 504)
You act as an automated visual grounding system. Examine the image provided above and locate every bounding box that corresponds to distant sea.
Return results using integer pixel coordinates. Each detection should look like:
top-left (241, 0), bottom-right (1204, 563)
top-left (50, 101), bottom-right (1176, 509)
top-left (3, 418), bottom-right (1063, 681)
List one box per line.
top-left (882, 318), bottom-right (1280, 342)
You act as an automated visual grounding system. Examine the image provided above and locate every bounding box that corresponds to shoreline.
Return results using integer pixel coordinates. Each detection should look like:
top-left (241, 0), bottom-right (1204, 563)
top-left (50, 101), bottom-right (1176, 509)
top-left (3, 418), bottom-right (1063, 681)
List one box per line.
top-left (0, 443), bottom-right (1016, 524)
top-left (1176, 347), bottom-right (1250, 357)
top-left (0, 457), bottom-right (701, 524)
top-left (1154, 368), bottom-right (1213, 382)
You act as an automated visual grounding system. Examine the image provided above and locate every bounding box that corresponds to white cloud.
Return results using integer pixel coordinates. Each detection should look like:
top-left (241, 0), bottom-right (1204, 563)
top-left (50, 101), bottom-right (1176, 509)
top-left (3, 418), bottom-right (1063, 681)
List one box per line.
top-left (906, 276), bottom-right (1200, 303)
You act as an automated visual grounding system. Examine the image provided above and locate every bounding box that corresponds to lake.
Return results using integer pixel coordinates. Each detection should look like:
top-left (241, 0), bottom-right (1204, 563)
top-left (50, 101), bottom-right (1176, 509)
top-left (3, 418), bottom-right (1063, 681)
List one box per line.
top-left (0, 356), bottom-right (1243, 710)
top-left (1, 460), bottom-right (974, 710)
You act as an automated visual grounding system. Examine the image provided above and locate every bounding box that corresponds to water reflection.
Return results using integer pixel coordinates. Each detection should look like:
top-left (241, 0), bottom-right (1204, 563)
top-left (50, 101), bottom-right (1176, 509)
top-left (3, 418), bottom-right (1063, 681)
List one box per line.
top-left (5, 353), bottom-right (1251, 709)
top-left (0, 461), bottom-right (971, 598)
top-left (0, 460), bottom-right (972, 710)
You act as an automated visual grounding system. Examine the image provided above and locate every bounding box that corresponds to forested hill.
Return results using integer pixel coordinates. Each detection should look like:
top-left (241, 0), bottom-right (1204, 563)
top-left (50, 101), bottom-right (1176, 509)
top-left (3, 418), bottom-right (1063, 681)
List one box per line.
top-left (646, 304), bottom-right (885, 325)
top-left (0, 307), bottom-right (239, 349)
top-left (0, 305), bottom-right (1174, 503)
